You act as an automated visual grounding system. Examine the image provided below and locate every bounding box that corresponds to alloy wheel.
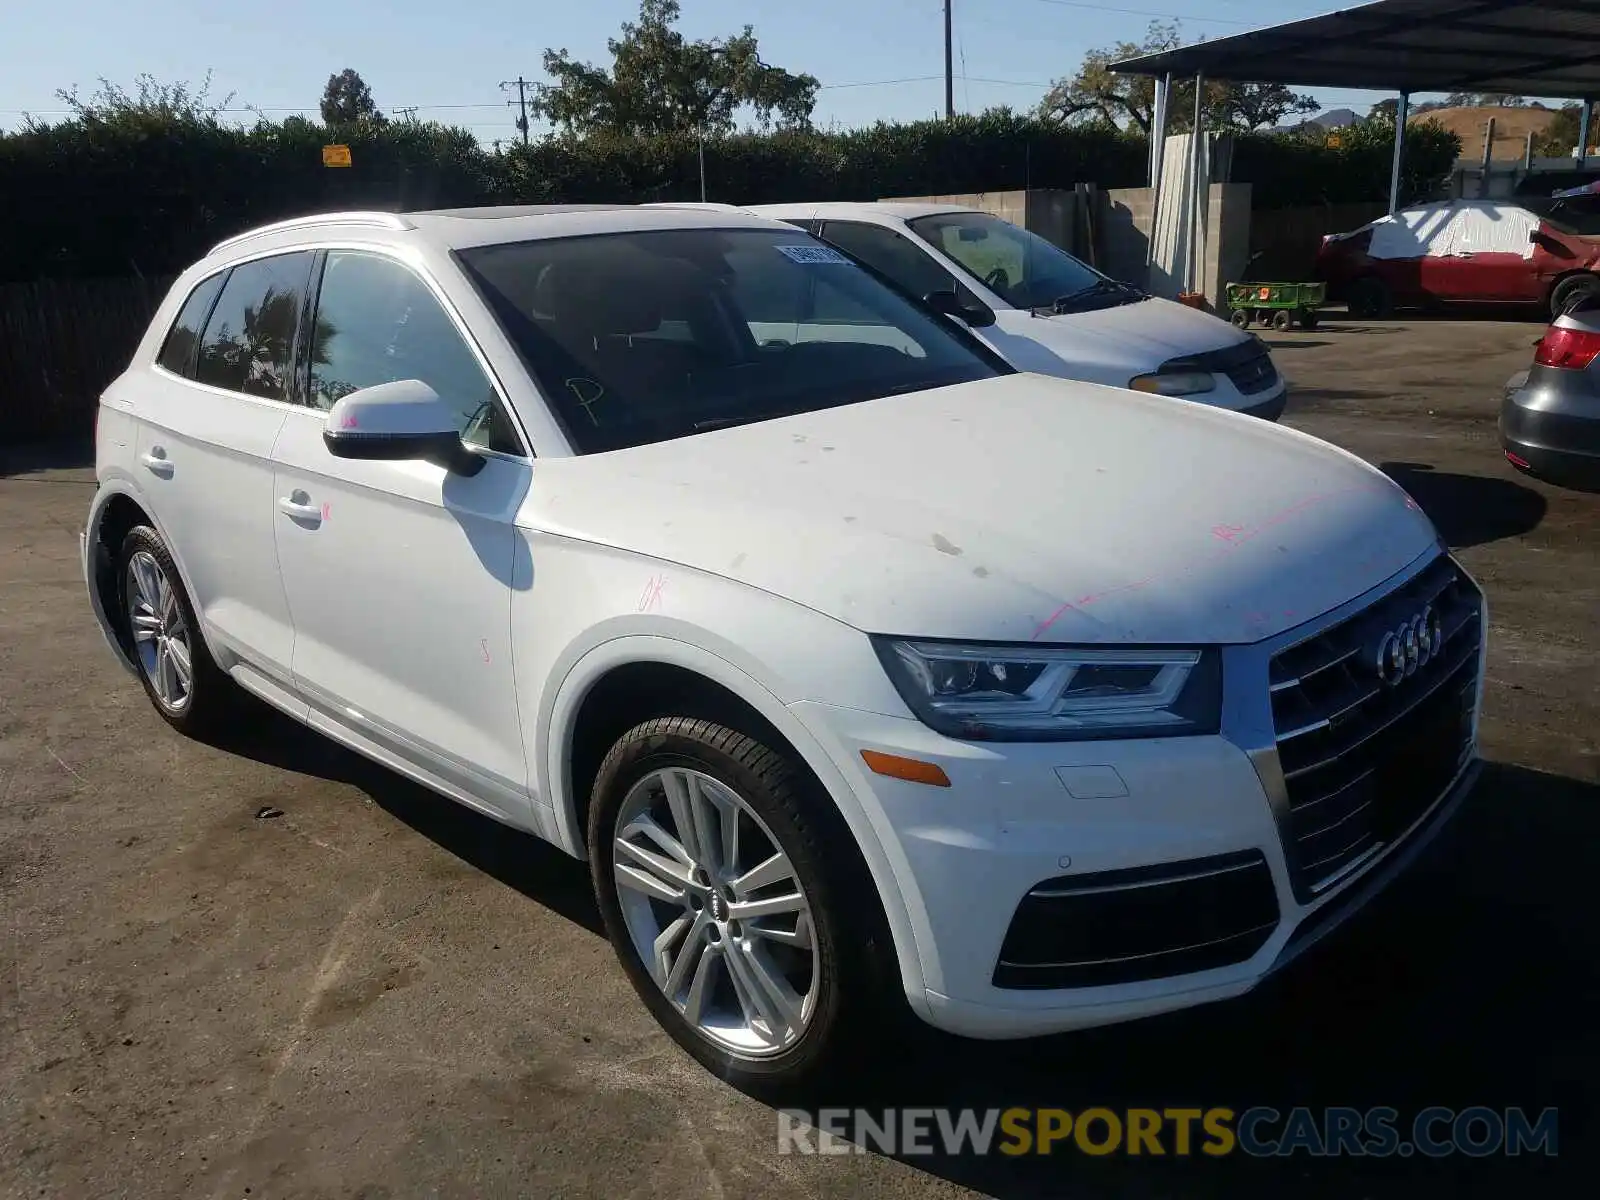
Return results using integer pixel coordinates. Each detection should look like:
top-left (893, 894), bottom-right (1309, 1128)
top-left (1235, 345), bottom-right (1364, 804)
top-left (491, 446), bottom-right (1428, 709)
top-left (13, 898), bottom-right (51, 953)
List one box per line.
top-left (126, 550), bottom-right (193, 713)
top-left (611, 766), bottom-right (818, 1058)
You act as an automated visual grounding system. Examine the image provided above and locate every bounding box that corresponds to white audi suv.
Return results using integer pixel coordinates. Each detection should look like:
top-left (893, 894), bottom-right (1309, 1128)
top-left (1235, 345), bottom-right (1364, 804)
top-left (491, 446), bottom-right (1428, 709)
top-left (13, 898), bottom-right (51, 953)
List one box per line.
top-left (83, 204), bottom-right (1485, 1092)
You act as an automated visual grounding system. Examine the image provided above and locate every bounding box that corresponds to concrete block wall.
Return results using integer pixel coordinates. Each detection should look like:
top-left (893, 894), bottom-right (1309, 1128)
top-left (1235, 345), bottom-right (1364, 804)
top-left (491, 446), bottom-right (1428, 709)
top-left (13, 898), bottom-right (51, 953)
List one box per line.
top-left (1101, 183), bottom-right (1251, 306)
top-left (1100, 188), bottom-right (1157, 287)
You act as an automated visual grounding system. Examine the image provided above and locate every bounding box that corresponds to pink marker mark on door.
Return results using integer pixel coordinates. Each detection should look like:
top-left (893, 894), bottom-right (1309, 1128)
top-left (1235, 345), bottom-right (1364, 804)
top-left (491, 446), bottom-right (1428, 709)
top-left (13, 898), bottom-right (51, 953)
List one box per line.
top-left (320, 502), bottom-right (331, 521)
top-left (637, 574), bottom-right (667, 613)
top-left (340, 414), bottom-right (359, 429)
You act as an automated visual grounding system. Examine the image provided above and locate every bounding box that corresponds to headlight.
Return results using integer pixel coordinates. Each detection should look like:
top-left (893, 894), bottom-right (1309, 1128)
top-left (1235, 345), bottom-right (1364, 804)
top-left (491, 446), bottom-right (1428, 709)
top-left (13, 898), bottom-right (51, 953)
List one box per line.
top-left (1129, 371), bottom-right (1216, 397)
top-left (871, 639), bottom-right (1222, 742)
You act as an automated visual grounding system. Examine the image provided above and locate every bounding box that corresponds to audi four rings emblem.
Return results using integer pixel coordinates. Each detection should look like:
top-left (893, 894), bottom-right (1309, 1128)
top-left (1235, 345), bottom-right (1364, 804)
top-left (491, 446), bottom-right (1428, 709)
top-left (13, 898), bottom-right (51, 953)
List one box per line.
top-left (1373, 606), bottom-right (1444, 686)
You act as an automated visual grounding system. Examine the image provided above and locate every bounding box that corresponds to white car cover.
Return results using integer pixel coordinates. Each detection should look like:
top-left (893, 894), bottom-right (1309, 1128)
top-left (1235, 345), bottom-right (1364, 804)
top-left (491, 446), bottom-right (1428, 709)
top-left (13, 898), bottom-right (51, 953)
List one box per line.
top-left (1332, 200), bottom-right (1541, 261)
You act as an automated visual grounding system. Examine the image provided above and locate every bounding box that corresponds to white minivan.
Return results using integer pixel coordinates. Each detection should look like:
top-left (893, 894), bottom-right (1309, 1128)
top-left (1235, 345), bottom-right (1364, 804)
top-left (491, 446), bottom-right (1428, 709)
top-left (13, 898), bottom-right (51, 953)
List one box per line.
top-left (749, 201), bottom-right (1288, 419)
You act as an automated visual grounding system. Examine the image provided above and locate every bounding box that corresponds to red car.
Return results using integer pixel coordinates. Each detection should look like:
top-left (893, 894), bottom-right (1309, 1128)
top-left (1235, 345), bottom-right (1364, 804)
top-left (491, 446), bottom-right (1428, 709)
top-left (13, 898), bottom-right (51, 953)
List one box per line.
top-left (1316, 196), bottom-right (1600, 319)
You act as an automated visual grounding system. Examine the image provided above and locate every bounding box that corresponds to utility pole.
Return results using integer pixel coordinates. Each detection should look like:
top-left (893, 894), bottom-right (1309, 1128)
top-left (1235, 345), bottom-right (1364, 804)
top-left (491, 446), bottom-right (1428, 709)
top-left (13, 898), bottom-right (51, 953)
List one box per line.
top-left (394, 106), bottom-right (418, 123)
top-left (943, 1), bottom-right (954, 120)
top-left (499, 77), bottom-right (531, 145)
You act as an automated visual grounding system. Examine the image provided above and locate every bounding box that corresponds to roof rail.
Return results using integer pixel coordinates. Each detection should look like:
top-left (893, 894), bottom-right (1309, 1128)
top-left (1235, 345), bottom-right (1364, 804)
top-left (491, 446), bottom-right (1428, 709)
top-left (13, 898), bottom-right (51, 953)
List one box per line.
top-left (208, 211), bottom-right (413, 256)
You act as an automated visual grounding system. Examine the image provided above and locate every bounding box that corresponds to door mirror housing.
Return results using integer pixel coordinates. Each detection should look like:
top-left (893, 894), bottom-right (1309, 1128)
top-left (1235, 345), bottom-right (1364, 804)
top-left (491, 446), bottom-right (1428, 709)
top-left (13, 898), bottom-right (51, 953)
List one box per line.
top-left (924, 289), bottom-right (997, 329)
top-left (321, 380), bottom-right (484, 476)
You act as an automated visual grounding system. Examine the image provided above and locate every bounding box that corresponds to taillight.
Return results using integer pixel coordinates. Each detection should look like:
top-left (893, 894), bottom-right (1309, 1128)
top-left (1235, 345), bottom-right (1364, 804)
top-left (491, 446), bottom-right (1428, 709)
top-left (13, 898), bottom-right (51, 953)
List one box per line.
top-left (1534, 325), bottom-right (1600, 369)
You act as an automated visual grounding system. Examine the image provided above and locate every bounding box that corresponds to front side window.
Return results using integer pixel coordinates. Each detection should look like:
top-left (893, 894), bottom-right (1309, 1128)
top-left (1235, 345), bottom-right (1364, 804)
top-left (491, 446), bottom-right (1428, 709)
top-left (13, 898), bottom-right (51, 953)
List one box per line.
top-left (308, 251), bottom-right (520, 454)
top-left (156, 272), bottom-right (225, 377)
top-left (193, 252), bottom-right (314, 401)
top-left (908, 211), bottom-right (1130, 313)
top-left (458, 228), bottom-right (1005, 454)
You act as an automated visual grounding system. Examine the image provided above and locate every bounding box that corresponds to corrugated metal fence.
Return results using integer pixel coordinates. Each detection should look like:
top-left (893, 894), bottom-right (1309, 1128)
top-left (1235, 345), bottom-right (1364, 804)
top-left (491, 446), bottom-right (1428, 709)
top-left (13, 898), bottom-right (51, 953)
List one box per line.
top-left (0, 275), bottom-right (174, 446)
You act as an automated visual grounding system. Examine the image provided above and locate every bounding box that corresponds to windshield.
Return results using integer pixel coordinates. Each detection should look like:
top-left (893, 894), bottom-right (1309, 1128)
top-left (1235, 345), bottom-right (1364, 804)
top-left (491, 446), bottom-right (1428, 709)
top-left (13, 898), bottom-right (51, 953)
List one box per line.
top-left (457, 228), bottom-right (1005, 454)
top-left (907, 211), bottom-right (1138, 312)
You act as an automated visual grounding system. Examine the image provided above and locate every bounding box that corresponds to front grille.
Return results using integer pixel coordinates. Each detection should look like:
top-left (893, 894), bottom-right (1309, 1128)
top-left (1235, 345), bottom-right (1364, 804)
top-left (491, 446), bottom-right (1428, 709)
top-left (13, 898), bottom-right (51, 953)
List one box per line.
top-left (993, 850), bottom-right (1280, 990)
top-left (1225, 351), bottom-right (1280, 396)
top-left (1174, 341), bottom-right (1280, 396)
top-left (1269, 555), bottom-right (1482, 901)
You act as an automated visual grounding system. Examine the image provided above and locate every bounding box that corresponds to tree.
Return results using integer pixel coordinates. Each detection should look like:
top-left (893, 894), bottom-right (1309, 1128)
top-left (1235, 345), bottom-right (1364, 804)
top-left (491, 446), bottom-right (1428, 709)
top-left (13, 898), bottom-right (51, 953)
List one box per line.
top-left (1444, 92), bottom-right (1527, 108)
top-left (1535, 102), bottom-right (1598, 156)
top-left (43, 72), bottom-right (234, 130)
top-left (321, 69), bottom-right (384, 125)
top-left (531, 0), bottom-right (818, 136)
top-left (1369, 98), bottom-right (1399, 122)
top-left (1037, 22), bottom-right (1318, 133)
top-left (1215, 83), bottom-right (1319, 132)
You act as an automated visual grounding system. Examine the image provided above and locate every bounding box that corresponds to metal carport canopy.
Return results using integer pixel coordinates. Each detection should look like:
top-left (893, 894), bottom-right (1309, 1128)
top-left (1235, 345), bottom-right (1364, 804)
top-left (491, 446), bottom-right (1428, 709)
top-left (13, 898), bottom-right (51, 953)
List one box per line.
top-left (1109, 0), bottom-right (1600, 97)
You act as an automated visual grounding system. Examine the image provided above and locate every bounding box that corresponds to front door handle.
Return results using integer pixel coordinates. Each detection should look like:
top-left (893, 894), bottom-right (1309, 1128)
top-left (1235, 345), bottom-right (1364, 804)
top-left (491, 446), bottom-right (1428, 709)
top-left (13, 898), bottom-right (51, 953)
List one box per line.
top-left (139, 448), bottom-right (174, 477)
top-left (277, 492), bottom-right (322, 525)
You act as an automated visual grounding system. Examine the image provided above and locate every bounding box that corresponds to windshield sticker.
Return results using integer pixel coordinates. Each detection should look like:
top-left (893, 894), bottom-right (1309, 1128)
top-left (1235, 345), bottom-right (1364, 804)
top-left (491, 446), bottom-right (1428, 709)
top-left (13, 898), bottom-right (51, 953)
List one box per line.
top-left (775, 244), bottom-right (853, 265)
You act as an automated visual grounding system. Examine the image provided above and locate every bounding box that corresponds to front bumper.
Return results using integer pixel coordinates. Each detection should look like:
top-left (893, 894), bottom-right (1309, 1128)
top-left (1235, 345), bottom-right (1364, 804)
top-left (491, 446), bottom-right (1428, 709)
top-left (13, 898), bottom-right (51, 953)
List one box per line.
top-left (794, 551), bottom-right (1484, 1040)
top-left (1238, 386), bottom-right (1289, 422)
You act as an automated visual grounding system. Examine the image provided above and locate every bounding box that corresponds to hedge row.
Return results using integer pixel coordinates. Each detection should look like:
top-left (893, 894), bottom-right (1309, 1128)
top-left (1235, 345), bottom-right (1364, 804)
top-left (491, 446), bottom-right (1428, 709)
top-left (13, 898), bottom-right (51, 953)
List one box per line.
top-left (0, 110), bottom-right (1460, 281)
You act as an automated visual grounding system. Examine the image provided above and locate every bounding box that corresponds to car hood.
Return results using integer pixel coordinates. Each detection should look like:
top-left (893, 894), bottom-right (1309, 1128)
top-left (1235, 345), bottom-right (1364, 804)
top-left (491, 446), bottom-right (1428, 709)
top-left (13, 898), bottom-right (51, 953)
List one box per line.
top-left (526, 374), bottom-right (1438, 645)
top-left (984, 296), bottom-right (1251, 384)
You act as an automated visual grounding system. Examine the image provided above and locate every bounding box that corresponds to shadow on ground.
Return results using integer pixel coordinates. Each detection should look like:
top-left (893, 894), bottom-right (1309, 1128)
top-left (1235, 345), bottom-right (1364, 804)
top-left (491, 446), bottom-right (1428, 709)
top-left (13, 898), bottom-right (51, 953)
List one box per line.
top-left (1381, 461), bottom-right (1547, 548)
top-left (801, 760), bottom-right (1594, 1198)
top-left (200, 696), bottom-right (604, 937)
top-left (1253, 338), bottom-right (1334, 351)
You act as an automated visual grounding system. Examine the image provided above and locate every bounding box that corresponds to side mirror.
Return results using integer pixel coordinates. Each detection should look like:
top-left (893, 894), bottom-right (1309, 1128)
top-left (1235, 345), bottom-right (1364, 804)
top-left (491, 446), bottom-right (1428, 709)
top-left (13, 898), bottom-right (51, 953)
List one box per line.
top-left (924, 289), bottom-right (997, 329)
top-left (322, 379), bottom-right (484, 476)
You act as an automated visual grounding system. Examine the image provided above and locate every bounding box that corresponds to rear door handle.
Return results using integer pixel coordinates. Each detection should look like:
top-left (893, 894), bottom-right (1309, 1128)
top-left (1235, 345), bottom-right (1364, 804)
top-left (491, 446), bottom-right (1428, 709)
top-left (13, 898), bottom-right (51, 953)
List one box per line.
top-left (139, 448), bottom-right (174, 477)
top-left (277, 492), bottom-right (322, 525)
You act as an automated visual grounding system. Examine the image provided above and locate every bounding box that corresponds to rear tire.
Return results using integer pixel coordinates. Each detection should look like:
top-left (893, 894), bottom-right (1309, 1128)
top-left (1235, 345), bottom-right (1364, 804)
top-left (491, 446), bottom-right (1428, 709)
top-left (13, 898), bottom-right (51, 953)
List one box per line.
top-left (117, 526), bottom-right (233, 735)
top-left (1348, 277), bottom-right (1393, 319)
top-left (1299, 308), bottom-right (1320, 330)
top-left (1271, 309), bottom-right (1294, 332)
top-left (1550, 273), bottom-right (1600, 319)
top-left (588, 716), bottom-right (898, 1096)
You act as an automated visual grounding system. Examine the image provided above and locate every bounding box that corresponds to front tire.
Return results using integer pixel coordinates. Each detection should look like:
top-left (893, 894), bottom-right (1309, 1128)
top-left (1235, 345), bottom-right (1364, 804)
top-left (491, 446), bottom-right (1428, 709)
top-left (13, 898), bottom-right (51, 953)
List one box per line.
top-left (588, 717), bottom-right (890, 1094)
top-left (1348, 276), bottom-right (1393, 319)
top-left (118, 526), bottom-right (232, 735)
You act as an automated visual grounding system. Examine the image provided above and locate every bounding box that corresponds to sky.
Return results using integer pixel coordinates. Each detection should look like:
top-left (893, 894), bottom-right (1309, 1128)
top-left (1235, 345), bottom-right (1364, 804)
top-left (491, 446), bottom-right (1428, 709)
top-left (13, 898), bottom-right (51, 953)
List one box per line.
top-left (1, 0), bottom-right (1422, 140)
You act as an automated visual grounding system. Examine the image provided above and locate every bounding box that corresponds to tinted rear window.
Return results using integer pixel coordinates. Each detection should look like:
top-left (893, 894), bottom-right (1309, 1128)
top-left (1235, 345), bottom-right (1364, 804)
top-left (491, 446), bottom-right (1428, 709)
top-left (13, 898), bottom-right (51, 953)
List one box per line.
top-left (194, 252), bottom-right (314, 401)
top-left (156, 273), bottom-right (225, 377)
top-left (458, 228), bottom-right (1003, 454)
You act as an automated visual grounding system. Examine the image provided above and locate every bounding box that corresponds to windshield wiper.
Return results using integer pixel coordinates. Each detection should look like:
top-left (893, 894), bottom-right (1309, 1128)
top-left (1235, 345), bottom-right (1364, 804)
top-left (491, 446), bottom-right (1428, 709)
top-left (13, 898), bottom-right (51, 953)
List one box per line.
top-left (1038, 279), bottom-right (1145, 314)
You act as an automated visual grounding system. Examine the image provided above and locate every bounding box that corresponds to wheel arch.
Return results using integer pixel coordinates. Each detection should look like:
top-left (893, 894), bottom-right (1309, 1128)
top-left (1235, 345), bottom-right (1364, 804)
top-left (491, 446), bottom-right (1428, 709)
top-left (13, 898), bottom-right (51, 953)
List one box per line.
top-left (542, 635), bottom-right (934, 1017)
top-left (1545, 268), bottom-right (1599, 314)
top-left (84, 480), bottom-right (215, 672)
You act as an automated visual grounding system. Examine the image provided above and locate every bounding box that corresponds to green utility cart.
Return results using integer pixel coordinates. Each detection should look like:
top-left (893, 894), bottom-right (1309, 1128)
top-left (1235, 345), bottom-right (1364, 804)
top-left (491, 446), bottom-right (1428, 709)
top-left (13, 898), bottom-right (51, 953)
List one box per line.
top-left (1225, 281), bottom-right (1327, 331)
